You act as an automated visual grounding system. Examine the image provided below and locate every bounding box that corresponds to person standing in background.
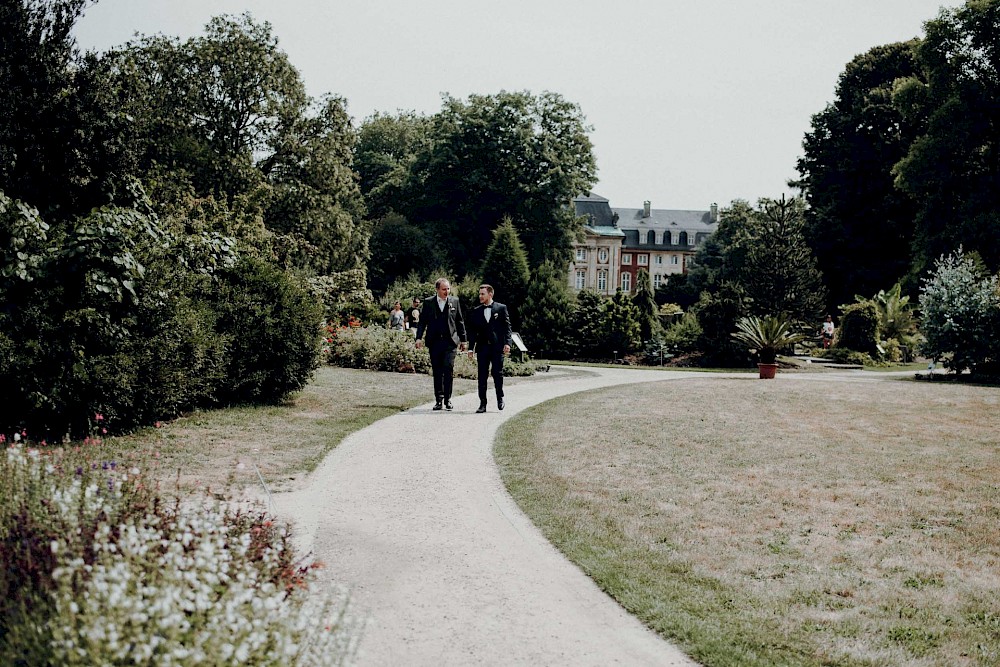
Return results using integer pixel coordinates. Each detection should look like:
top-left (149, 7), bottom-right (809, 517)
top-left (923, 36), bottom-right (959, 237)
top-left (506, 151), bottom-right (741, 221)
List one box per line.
top-left (415, 278), bottom-right (467, 411)
top-left (388, 301), bottom-right (405, 331)
top-left (467, 284), bottom-right (512, 413)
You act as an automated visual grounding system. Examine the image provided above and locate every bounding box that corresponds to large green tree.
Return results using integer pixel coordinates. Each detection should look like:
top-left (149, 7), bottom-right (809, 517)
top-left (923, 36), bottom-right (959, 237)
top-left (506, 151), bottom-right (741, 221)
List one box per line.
top-left (893, 0), bottom-right (1000, 277)
top-left (106, 14), bottom-right (366, 273)
top-left (354, 111), bottom-right (432, 221)
top-left (796, 41), bottom-right (924, 310)
top-left (632, 269), bottom-right (660, 342)
top-left (405, 91), bottom-right (596, 274)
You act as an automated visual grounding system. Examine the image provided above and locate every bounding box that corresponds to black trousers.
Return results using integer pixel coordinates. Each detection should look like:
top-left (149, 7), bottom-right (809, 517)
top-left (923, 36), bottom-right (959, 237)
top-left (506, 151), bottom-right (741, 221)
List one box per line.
top-left (477, 344), bottom-right (505, 403)
top-left (428, 339), bottom-right (458, 401)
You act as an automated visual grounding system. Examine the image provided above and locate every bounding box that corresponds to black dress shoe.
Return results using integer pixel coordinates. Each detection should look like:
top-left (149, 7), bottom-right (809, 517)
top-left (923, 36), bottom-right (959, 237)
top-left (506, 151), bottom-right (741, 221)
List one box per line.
top-left (445, 400), bottom-right (454, 411)
top-left (432, 401), bottom-right (443, 411)
top-left (476, 403), bottom-right (487, 413)
top-left (497, 397), bottom-right (505, 411)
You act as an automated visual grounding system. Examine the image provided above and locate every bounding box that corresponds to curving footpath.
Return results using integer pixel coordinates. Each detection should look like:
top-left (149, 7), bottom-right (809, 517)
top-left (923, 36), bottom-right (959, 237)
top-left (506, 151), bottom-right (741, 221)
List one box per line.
top-left (272, 367), bottom-right (711, 666)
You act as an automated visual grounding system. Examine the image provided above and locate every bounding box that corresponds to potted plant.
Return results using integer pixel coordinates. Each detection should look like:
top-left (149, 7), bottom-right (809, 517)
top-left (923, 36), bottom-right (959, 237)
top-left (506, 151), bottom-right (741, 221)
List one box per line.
top-left (732, 315), bottom-right (809, 378)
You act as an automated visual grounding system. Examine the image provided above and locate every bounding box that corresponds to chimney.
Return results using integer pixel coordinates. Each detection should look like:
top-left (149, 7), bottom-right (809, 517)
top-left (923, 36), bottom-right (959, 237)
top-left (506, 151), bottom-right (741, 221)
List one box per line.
top-left (710, 202), bottom-right (719, 223)
top-left (643, 200), bottom-right (651, 218)
top-left (611, 211), bottom-right (619, 228)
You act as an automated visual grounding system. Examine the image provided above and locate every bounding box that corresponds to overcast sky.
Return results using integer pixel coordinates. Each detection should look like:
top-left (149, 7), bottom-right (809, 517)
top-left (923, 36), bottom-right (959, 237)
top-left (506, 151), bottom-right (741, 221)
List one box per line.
top-left (73, 0), bottom-right (959, 211)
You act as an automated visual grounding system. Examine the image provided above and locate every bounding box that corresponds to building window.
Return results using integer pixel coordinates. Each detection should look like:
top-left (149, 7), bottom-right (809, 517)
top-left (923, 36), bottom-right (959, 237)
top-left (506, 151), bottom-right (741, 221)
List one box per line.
top-left (598, 248), bottom-right (609, 263)
top-left (647, 230), bottom-right (656, 245)
top-left (621, 272), bottom-right (631, 292)
top-left (663, 231), bottom-right (671, 245)
top-left (622, 254), bottom-right (632, 265)
top-left (653, 273), bottom-right (662, 289)
top-left (575, 270), bottom-right (586, 289)
top-left (671, 255), bottom-right (679, 265)
top-left (638, 254), bottom-right (648, 266)
top-left (655, 255), bottom-right (663, 265)
top-left (575, 247), bottom-right (587, 261)
top-left (597, 270), bottom-right (608, 291)
top-left (678, 231), bottom-right (688, 245)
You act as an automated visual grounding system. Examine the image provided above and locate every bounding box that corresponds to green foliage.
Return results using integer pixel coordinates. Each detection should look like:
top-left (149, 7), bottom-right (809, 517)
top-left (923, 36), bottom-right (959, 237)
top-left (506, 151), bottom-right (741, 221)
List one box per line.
top-left (358, 91), bottom-right (597, 277)
top-left (869, 281), bottom-right (917, 344)
top-left (692, 281), bottom-right (751, 367)
top-left (520, 261), bottom-right (575, 359)
top-left (306, 269), bottom-right (379, 325)
top-left (0, 444), bottom-right (353, 665)
top-left (632, 269), bottom-right (661, 342)
top-left (606, 290), bottom-right (641, 355)
top-left (327, 326), bottom-right (430, 374)
top-left (366, 212), bottom-right (443, 295)
top-left (662, 312), bottom-right (703, 354)
top-left (796, 41), bottom-right (923, 311)
top-left (731, 315), bottom-right (810, 365)
top-left (212, 257), bottom-right (324, 404)
top-left (918, 248), bottom-right (1000, 374)
top-left (893, 1), bottom-right (1000, 277)
top-left (480, 218), bottom-right (531, 326)
top-left (568, 289), bottom-right (609, 359)
top-left (836, 300), bottom-right (882, 356)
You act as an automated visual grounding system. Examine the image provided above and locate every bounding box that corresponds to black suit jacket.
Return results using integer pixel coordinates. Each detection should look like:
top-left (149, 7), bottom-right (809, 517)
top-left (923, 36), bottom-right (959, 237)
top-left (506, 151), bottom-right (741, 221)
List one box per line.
top-left (468, 301), bottom-right (513, 353)
top-left (415, 295), bottom-right (467, 347)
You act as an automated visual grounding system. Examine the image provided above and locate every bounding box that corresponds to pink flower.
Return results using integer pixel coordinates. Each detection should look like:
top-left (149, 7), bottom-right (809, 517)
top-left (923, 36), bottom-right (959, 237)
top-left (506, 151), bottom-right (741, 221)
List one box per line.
top-left (101, 428), bottom-right (107, 434)
top-left (155, 421), bottom-right (162, 428)
top-left (94, 413), bottom-right (104, 422)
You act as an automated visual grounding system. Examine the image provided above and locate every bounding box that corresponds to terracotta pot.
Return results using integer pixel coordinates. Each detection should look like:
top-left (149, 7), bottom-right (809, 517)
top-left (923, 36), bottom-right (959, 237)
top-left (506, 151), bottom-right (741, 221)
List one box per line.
top-left (758, 363), bottom-right (778, 379)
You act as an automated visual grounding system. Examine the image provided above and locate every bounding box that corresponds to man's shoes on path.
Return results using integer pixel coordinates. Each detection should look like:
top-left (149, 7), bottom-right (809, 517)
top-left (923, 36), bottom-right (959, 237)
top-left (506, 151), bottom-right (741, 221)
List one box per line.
top-left (476, 403), bottom-right (487, 413)
top-left (433, 401), bottom-right (443, 411)
top-left (445, 400), bottom-right (454, 411)
top-left (498, 397), bottom-right (505, 411)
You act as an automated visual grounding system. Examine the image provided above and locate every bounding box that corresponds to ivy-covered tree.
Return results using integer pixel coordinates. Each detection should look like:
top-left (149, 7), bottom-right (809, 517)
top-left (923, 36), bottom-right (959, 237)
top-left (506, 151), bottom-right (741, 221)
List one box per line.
top-left (480, 217), bottom-right (531, 327)
top-left (520, 261), bottom-right (574, 358)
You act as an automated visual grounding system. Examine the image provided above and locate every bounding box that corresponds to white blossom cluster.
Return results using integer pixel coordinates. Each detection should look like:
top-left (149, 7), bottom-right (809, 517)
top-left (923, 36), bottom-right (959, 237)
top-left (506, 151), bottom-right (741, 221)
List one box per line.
top-left (4, 445), bottom-right (356, 665)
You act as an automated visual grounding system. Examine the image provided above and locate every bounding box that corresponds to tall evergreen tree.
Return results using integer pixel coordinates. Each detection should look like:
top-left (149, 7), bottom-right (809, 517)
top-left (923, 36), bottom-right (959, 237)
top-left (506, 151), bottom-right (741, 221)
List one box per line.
top-left (632, 269), bottom-right (660, 342)
top-left (569, 289), bottom-right (608, 359)
top-left (520, 261), bottom-right (574, 358)
top-left (480, 217), bottom-right (531, 327)
top-left (606, 289), bottom-right (641, 356)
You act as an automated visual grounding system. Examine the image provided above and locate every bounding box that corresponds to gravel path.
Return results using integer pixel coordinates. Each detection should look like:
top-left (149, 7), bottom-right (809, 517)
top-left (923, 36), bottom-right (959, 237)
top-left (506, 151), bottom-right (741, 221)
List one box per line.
top-left (272, 366), bottom-right (700, 666)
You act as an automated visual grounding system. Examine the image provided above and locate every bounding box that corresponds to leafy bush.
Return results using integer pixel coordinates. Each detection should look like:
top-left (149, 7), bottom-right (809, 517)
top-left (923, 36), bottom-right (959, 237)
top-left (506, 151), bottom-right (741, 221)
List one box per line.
top-left (823, 346), bottom-right (878, 366)
top-left (213, 258), bottom-right (324, 404)
top-left (306, 269), bottom-right (380, 326)
top-left (919, 249), bottom-right (1000, 375)
top-left (836, 300), bottom-right (881, 356)
top-left (327, 326), bottom-right (431, 373)
top-left (662, 311), bottom-right (702, 354)
top-left (0, 444), bottom-right (356, 665)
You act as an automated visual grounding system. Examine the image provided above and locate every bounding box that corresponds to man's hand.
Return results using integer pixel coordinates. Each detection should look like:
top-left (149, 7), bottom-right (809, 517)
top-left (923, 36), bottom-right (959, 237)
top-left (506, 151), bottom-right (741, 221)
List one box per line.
top-left (415, 339), bottom-right (423, 349)
top-left (459, 342), bottom-right (467, 352)
top-left (503, 344), bottom-right (511, 355)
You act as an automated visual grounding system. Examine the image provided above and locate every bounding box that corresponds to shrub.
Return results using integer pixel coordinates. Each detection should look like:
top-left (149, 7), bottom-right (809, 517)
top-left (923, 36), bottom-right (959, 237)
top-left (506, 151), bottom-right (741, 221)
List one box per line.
top-left (213, 258), bottom-right (324, 404)
top-left (662, 311), bottom-right (702, 354)
top-left (0, 444), bottom-right (356, 665)
top-left (327, 326), bottom-right (430, 373)
top-left (919, 249), bottom-right (1000, 375)
top-left (306, 269), bottom-right (379, 325)
top-left (836, 300), bottom-right (881, 356)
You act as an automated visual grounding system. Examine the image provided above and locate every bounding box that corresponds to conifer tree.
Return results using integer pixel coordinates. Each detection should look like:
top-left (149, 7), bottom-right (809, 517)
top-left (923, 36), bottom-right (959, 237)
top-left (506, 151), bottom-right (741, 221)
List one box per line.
top-left (632, 269), bottom-right (660, 342)
top-left (606, 289), bottom-right (641, 356)
top-left (480, 217), bottom-right (530, 326)
top-left (521, 261), bottom-right (574, 358)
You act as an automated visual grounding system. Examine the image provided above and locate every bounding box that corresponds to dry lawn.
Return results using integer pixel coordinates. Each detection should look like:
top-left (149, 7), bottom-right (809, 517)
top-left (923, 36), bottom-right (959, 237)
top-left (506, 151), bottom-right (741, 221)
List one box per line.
top-left (103, 366), bottom-right (477, 493)
top-left (495, 375), bottom-right (1000, 667)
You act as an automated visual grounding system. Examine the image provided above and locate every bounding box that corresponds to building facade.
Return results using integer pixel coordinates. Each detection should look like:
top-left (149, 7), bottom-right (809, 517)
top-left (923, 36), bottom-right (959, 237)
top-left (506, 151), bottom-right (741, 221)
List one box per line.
top-left (569, 194), bottom-right (718, 294)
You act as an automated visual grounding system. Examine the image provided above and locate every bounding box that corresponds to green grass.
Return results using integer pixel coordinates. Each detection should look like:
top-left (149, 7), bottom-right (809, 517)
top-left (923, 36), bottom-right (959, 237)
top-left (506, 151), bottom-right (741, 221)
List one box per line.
top-left (495, 376), bottom-right (1000, 666)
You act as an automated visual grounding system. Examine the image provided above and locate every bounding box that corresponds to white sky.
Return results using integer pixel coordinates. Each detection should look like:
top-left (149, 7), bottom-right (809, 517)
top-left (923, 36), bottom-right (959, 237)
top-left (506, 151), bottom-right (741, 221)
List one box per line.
top-left (73, 0), bottom-right (959, 211)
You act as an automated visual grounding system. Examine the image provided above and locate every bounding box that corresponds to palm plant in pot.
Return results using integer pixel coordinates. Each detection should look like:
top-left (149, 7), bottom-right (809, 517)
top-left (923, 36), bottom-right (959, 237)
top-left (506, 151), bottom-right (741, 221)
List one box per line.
top-left (732, 315), bottom-right (809, 378)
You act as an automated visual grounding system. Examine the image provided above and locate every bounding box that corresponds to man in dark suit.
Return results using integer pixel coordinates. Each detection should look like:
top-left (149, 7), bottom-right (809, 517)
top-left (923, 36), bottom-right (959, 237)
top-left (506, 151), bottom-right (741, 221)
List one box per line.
top-left (415, 278), bottom-right (467, 411)
top-left (467, 284), bottom-right (512, 413)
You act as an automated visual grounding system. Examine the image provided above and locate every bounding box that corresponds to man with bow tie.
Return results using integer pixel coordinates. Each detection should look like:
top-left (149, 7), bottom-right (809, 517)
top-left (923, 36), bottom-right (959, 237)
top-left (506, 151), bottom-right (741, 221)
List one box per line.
top-left (467, 284), bottom-right (512, 413)
top-left (415, 277), bottom-right (467, 411)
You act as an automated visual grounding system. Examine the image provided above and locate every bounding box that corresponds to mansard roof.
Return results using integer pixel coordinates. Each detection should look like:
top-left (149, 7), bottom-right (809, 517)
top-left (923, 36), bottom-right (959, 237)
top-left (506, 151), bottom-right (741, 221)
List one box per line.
top-left (614, 207), bottom-right (714, 228)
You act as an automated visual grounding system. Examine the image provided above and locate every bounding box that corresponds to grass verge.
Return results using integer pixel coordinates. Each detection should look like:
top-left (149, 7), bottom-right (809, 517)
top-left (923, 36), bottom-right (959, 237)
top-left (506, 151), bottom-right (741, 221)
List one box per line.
top-left (495, 375), bottom-right (1000, 666)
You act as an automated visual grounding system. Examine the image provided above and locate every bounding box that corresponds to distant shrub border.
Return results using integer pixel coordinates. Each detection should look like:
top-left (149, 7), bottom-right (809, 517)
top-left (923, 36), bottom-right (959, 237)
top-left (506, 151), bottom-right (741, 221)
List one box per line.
top-left (325, 326), bottom-right (540, 378)
top-left (0, 442), bottom-right (357, 665)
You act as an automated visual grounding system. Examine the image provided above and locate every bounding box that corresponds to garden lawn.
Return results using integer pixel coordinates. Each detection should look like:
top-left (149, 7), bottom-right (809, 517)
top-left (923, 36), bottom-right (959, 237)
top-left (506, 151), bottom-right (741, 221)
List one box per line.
top-left (495, 376), bottom-right (1000, 667)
